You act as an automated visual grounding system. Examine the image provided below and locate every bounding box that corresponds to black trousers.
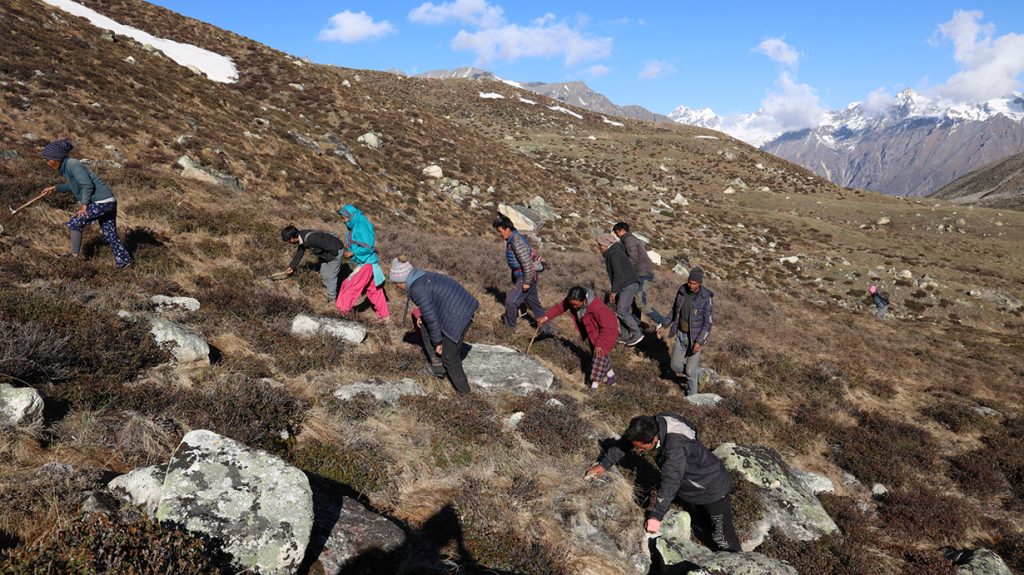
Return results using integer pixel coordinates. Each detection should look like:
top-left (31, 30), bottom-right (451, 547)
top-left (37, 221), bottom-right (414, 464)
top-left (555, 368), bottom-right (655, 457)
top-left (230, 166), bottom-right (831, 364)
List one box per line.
top-left (689, 494), bottom-right (741, 552)
top-left (420, 322), bottom-right (471, 394)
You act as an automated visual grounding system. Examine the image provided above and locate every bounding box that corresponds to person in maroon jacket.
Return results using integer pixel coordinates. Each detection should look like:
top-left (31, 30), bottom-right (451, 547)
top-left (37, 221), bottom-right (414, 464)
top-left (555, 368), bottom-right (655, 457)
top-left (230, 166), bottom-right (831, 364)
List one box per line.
top-left (538, 285), bottom-right (620, 388)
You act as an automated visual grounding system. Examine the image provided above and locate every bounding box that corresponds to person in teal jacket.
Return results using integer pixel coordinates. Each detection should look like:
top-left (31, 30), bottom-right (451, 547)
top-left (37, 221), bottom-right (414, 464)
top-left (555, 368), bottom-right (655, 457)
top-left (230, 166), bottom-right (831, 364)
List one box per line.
top-left (40, 139), bottom-right (133, 268)
top-left (335, 204), bottom-right (389, 320)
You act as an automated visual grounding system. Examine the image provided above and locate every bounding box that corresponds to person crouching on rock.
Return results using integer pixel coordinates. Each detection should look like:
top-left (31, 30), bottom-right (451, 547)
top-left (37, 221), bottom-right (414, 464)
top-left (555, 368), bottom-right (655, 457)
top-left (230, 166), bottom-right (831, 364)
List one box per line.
top-left (280, 226), bottom-right (345, 303)
top-left (390, 256), bottom-right (479, 395)
top-left (585, 413), bottom-right (741, 552)
top-left (537, 286), bottom-right (619, 388)
top-left (39, 139), bottom-right (133, 268)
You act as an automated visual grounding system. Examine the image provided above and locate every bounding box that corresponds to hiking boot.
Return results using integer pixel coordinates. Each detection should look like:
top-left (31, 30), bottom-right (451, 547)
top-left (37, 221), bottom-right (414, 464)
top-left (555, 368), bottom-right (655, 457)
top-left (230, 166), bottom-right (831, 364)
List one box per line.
top-left (625, 333), bottom-right (645, 347)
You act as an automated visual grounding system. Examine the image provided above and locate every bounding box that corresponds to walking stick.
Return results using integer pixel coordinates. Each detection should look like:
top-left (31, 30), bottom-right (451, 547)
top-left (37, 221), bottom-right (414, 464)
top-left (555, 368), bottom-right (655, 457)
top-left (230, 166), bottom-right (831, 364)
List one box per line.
top-left (9, 189), bottom-right (51, 215)
top-left (525, 326), bottom-right (540, 355)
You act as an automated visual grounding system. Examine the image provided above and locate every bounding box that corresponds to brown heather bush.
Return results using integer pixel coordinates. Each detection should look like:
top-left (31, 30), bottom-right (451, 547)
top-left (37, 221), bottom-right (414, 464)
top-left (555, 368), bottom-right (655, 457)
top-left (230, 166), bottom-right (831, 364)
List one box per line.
top-left (172, 376), bottom-right (307, 454)
top-left (727, 471), bottom-right (767, 542)
top-left (50, 410), bottom-right (181, 468)
top-left (995, 530), bottom-right (1024, 574)
top-left (760, 494), bottom-right (875, 575)
top-left (922, 400), bottom-right (991, 433)
top-left (0, 463), bottom-right (106, 545)
top-left (0, 512), bottom-right (233, 574)
top-left (899, 549), bottom-right (957, 575)
top-left (977, 416), bottom-right (1024, 502)
top-left (508, 393), bottom-right (591, 456)
top-left (289, 439), bottom-right (393, 496)
top-left (399, 394), bottom-right (512, 469)
top-left (879, 487), bottom-right (980, 545)
top-left (948, 449), bottom-right (1009, 500)
top-left (829, 411), bottom-right (938, 487)
top-left (0, 321), bottom-right (72, 385)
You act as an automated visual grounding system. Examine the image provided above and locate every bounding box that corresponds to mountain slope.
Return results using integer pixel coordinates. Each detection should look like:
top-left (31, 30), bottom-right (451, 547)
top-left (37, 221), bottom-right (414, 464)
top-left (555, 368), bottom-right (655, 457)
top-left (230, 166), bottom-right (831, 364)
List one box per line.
top-left (0, 1), bottom-right (1022, 574)
top-left (931, 150), bottom-right (1024, 209)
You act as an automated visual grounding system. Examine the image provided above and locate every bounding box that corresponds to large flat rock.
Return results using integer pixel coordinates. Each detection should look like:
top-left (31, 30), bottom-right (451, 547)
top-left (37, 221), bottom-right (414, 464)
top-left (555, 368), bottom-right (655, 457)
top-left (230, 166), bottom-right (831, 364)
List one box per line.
top-left (291, 314), bottom-right (366, 344)
top-left (462, 344), bottom-right (554, 394)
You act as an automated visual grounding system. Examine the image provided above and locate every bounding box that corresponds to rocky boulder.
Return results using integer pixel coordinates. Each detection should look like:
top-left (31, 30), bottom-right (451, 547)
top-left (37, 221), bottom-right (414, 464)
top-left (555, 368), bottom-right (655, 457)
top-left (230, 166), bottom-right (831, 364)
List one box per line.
top-left (0, 383), bottom-right (44, 426)
top-left (151, 295), bottom-right (201, 314)
top-left (656, 511), bottom-right (797, 574)
top-left (155, 430), bottom-right (314, 575)
top-left (148, 317), bottom-right (210, 366)
top-left (498, 203), bottom-right (545, 232)
top-left (176, 156), bottom-right (244, 192)
top-left (713, 443), bottom-right (838, 548)
top-left (333, 378), bottom-right (424, 405)
top-left (291, 314), bottom-right (366, 344)
top-left (463, 344), bottom-right (554, 394)
top-left (307, 474), bottom-right (407, 574)
top-left (685, 393), bottom-right (724, 408)
top-left (954, 549), bottom-right (1013, 575)
top-left (108, 465), bottom-right (166, 516)
top-left (357, 132), bottom-right (383, 149)
top-left (422, 164), bottom-right (443, 179)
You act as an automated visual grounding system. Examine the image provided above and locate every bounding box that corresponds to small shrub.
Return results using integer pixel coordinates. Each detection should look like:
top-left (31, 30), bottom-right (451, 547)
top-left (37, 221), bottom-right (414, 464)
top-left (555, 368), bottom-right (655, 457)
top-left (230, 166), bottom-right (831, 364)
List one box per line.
top-left (290, 440), bottom-right (392, 495)
top-left (900, 549), bottom-right (957, 575)
top-left (923, 401), bottom-right (988, 433)
top-left (948, 449), bottom-right (1007, 499)
top-left (879, 487), bottom-right (979, 545)
top-left (728, 471), bottom-right (767, 542)
top-left (509, 393), bottom-right (591, 456)
top-left (0, 513), bottom-right (233, 574)
top-left (995, 530), bottom-right (1024, 574)
top-left (829, 411), bottom-right (937, 487)
top-left (0, 463), bottom-right (106, 544)
top-left (0, 321), bottom-right (71, 385)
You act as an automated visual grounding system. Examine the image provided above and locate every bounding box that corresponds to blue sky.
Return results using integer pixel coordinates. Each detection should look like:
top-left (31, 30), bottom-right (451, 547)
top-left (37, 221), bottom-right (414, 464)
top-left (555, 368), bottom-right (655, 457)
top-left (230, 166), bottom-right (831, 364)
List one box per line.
top-left (149, 0), bottom-right (1024, 120)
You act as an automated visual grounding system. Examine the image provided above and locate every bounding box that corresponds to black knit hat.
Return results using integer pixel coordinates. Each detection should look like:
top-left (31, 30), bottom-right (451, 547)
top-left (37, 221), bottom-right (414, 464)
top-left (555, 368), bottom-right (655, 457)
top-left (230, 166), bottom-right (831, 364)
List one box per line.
top-left (41, 139), bottom-right (73, 161)
top-left (688, 266), bottom-right (704, 283)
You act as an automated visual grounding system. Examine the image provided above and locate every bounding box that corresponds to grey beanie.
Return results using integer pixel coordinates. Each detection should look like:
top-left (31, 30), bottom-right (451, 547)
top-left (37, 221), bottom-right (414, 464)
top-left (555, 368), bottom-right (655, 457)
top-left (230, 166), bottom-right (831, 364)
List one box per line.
top-left (688, 266), bottom-right (704, 283)
top-left (390, 257), bottom-right (413, 283)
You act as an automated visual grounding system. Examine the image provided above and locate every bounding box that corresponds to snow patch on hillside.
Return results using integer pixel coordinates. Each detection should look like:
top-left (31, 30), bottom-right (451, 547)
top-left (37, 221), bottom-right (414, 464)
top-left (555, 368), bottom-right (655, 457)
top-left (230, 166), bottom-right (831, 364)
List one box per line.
top-left (601, 116), bottom-right (624, 127)
top-left (479, 92), bottom-right (505, 99)
top-left (518, 97), bottom-right (536, 105)
top-left (44, 0), bottom-right (238, 83)
top-left (548, 105), bottom-right (583, 119)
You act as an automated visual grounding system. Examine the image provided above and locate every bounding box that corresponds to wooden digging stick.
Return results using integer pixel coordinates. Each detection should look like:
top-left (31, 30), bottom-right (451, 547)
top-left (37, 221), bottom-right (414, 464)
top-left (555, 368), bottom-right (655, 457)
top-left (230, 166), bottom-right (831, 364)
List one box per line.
top-left (9, 189), bottom-right (51, 215)
top-left (526, 326), bottom-right (540, 355)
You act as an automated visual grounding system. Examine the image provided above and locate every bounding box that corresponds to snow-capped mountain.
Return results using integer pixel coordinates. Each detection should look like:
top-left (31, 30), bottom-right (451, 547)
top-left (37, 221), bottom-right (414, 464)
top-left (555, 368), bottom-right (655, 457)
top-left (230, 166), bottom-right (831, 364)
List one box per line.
top-left (415, 68), bottom-right (669, 123)
top-left (669, 89), bottom-right (1024, 197)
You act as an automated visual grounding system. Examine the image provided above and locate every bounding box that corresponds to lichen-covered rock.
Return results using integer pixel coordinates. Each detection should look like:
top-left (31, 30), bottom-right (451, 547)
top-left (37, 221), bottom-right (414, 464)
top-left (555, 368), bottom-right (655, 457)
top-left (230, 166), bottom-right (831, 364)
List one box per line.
top-left (357, 131), bottom-right (383, 149)
top-left (463, 344), bottom-right (554, 394)
top-left (108, 465), bottom-right (166, 516)
top-left (713, 443), bottom-right (838, 549)
top-left (177, 156), bottom-right (243, 191)
top-left (685, 393), bottom-right (724, 407)
top-left (656, 511), bottom-right (797, 575)
top-left (333, 378), bottom-right (424, 405)
top-left (308, 475), bottom-right (406, 575)
top-left (790, 468), bottom-right (835, 495)
top-left (291, 314), bottom-right (366, 344)
top-left (0, 383), bottom-right (44, 426)
top-left (955, 549), bottom-right (1013, 575)
top-left (148, 317), bottom-right (210, 365)
top-left (151, 295), bottom-right (201, 313)
top-left (156, 430), bottom-right (314, 575)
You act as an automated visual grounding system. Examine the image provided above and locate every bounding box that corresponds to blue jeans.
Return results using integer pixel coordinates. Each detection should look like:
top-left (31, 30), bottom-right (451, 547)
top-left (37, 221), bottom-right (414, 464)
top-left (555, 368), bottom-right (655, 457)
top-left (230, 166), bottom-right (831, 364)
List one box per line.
top-left (670, 332), bottom-right (702, 395)
top-left (504, 278), bottom-right (550, 332)
top-left (615, 282), bottom-right (643, 341)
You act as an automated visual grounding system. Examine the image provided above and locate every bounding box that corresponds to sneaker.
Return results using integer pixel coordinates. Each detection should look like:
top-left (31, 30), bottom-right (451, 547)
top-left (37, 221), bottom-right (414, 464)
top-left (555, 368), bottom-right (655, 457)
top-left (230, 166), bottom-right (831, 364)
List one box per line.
top-left (117, 261), bottom-right (134, 269)
top-left (590, 381), bottom-right (600, 390)
top-left (625, 333), bottom-right (645, 347)
top-left (654, 322), bottom-right (664, 332)
top-left (606, 374), bottom-right (617, 386)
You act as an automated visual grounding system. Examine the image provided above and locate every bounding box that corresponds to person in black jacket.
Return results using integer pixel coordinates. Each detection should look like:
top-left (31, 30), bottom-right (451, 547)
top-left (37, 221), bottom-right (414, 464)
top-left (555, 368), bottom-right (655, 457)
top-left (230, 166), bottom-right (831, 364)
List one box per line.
top-left (390, 256), bottom-right (480, 394)
top-left (597, 233), bottom-right (643, 346)
top-left (585, 413), bottom-right (741, 552)
top-left (280, 226), bottom-right (346, 302)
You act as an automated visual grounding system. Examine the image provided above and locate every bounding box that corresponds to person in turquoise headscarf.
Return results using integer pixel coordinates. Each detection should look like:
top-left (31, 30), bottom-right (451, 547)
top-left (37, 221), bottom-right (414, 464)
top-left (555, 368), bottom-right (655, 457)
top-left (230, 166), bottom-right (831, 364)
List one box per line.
top-left (336, 204), bottom-right (390, 320)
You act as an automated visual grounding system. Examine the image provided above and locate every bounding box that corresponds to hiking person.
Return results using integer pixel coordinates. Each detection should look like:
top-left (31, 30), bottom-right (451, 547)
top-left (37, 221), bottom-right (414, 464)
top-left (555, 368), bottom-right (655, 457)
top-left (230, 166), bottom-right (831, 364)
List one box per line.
top-left (390, 256), bottom-right (479, 394)
top-left (597, 233), bottom-right (644, 347)
top-left (657, 266), bottom-right (713, 396)
top-left (868, 284), bottom-right (890, 320)
top-left (280, 226), bottom-right (345, 302)
top-left (538, 286), bottom-right (619, 388)
top-left (336, 204), bottom-right (389, 321)
top-left (585, 413), bottom-right (741, 552)
top-left (38, 139), bottom-right (133, 268)
top-left (613, 222), bottom-right (668, 330)
top-left (493, 216), bottom-right (551, 334)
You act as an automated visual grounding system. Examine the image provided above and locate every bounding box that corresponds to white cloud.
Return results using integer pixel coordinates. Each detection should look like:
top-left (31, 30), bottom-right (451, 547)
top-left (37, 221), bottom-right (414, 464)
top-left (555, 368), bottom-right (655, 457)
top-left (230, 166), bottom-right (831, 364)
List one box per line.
top-left (409, 0), bottom-right (504, 28)
top-left (934, 10), bottom-right (1024, 101)
top-left (582, 64), bottom-right (611, 77)
top-left (319, 11), bottom-right (396, 43)
top-left (758, 72), bottom-right (825, 130)
top-left (862, 87), bottom-right (897, 116)
top-left (639, 60), bottom-right (674, 79)
top-left (452, 21), bottom-right (612, 66)
top-left (755, 38), bottom-right (801, 68)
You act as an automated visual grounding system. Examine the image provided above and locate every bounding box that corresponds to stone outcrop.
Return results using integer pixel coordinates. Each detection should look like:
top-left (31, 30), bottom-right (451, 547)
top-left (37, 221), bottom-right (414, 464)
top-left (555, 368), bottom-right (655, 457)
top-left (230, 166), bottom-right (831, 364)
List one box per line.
top-left (954, 549), bottom-right (1013, 575)
top-left (148, 317), bottom-right (210, 365)
top-left (176, 156), bottom-right (243, 192)
top-left (462, 344), bottom-right (554, 394)
top-left (713, 443), bottom-right (838, 548)
top-left (422, 164), bottom-right (443, 179)
top-left (0, 383), bottom-right (44, 426)
top-left (108, 465), bottom-right (166, 516)
top-left (357, 132), bottom-right (383, 149)
top-left (656, 511), bottom-right (797, 574)
top-left (291, 314), bottom-right (367, 344)
top-left (333, 378), bottom-right (424, 405)
top-left (155, 430), bottom-right (314, 575)
top-left (151, 295), bottom-right (201, 313)
top-left (498, 203), bottom-right (545, 232)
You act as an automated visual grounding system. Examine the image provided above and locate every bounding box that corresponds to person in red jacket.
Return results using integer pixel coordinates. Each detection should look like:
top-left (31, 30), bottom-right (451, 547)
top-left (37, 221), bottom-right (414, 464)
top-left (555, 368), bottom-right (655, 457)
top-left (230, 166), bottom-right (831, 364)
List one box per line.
top-left (538, 285), bottom-right (620, 388)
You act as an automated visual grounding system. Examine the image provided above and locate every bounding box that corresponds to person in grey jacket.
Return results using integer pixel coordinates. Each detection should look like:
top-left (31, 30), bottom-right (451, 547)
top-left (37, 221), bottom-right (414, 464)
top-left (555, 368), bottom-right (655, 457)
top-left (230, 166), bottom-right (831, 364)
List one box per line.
top-left (597, 233), bottom-right (643, 346)
top-left (391, 256), bottom-right (479, 394)
top-left (494, 216), bottom-right (550, 334)
top-left (39, 139), bottom-right (133, 268)
top-left (585, 413), bottom-right (740, 552)
top-left (657, 266), bottom-right (713, 395)
top-left (280, 226), bottom-right (346, 302)
top-left (613, 222), bottom-right (668, 329)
